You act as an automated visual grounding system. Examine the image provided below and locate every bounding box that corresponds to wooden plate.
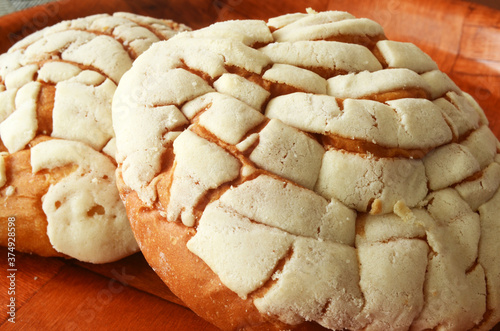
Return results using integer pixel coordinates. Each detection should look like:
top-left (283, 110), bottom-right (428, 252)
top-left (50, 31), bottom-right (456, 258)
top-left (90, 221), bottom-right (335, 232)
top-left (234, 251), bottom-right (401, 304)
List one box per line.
top-left (1, 0), bottom-right (499, 330)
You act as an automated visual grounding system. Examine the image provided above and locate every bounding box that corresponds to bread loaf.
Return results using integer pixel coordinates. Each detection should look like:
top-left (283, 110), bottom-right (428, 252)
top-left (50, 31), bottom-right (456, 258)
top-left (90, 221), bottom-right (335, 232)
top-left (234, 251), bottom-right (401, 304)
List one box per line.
top-left (112, 9), bottom-right (500, 330)
top-left (0, 12), bottom-right (190, 263)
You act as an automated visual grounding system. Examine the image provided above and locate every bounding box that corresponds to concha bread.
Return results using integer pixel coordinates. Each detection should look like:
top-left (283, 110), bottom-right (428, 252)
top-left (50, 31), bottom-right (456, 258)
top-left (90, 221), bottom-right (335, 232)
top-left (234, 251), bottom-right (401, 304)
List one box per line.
top-left (113, 9), bottom-right (500, 330)
top-left (0, 13), bottom-right (190, 263)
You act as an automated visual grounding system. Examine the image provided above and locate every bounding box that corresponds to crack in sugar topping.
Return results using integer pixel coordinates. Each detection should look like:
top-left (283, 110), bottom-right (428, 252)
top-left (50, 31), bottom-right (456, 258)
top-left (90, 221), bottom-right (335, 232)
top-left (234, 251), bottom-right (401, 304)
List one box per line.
top-left (113, 9), bottom-right (500, 330)
top-left (0, 13), bottom-right (190, 262)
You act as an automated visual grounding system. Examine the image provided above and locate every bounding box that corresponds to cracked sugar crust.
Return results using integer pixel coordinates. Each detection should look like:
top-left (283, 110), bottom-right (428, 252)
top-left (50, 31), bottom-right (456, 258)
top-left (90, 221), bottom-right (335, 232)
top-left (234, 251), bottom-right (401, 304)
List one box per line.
top-left (113, 9), bottom-right (500, 331)
top-left (0, 13), bottom-right (190, 262)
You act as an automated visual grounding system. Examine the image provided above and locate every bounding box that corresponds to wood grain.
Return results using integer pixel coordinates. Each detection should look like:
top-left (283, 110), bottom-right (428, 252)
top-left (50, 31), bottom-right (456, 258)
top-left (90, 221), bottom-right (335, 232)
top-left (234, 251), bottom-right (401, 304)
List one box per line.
top-left (1, 0), bottom-right (500, 330)
top-left (73, 252), bottom-right (186, 306)
top-left (1, 257), bottom-right (218, 330)
top-left (0, 247), bottom-right (66, 324)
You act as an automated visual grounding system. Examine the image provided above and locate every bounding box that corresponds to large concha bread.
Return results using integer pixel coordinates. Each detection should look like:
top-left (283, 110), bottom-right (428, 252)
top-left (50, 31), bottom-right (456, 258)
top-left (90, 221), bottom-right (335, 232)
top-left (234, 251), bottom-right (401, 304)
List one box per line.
top-left (112, 9), bottom-right (500, 330)
top-left (0, 13), bottom-right (189, 263)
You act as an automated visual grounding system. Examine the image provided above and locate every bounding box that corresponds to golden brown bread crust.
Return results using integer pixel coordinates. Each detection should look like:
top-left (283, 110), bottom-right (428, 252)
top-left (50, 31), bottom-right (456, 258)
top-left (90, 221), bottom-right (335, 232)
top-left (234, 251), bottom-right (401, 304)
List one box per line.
top-left (117, 169), bottom-right (327, 331)
top-left (0, 136), bottom-right (68, 257)
top-left (117, 170), bottom-right (277, 330)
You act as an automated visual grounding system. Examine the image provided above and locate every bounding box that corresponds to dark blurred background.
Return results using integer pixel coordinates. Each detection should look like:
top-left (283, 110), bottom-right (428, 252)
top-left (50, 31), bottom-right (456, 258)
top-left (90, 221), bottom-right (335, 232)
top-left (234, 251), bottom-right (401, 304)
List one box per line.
top-left (1, 0), bottom-right (500, 17)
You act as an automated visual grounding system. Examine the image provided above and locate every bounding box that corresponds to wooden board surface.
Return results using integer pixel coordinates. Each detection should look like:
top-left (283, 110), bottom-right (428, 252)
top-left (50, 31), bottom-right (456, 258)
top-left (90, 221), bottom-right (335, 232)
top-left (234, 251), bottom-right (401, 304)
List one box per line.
top-left (1, 0), bottom-right (500, 330)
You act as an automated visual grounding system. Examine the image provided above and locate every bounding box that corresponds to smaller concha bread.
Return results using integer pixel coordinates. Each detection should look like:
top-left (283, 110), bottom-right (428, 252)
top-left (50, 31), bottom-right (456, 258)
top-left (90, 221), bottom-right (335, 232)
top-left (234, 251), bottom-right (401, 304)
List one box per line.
top-left (0, 12), bottom-right (190, 263)
top-left (113, 8), bottom-right (500, 330)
